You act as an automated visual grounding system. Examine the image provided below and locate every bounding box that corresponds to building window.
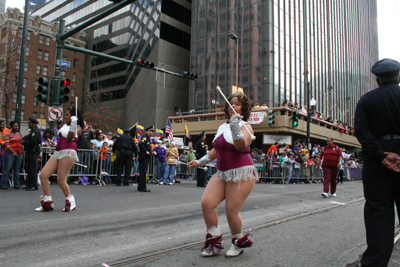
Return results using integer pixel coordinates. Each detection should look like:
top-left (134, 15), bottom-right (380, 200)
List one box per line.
top-left (11, 110), bottom-right (25, 120)
top-left (62, 56), bottom-right (67, 61)
top-left (25, 47), bottom-right (29, 56)
top-left (16, 60), bottom-right (19, 69)
top-left (44, 51), bottom-right (49, 61)
top-left (45, 36), bottom-right (50, 46)
top-left (38, 50), bottom-right (43, 59)
top-left (43, 66), bottom-right (48, 76)
top-left (27, 31), bottom-right (31, 40)
top-left (39, 34), bottom-right (44, 44)
top-left (14, 76), bottom-right (18, 86)
top-left (33, 96), bottom-right (38, 106)
top-left (36, 65), bottom-right (41, 74)
top-left (73, 73), bottom-right (76, 82)
top-left (23, 79), bottom-right (27, 88)
top-left (61, 71), bottom-right (65, 77)
top-left (24, 62), bottom-right (28, 72)
top-left (13, 94), bottom-right (25, 104)
top-left (74, 59), bottom-right (77, 68)
top-left (33, 112), bottom-right (38, 119)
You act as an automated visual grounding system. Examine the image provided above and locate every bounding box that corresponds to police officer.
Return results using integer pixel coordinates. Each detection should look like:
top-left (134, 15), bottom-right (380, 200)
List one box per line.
top-left (22, 117), bottom-right (41, 191)
top-left (113, 129), bottom-right (138, 186)
top-left (138, 126), bottom-right (154, 192)
top-left (196, 131), bottom-right (207, 187)
top-left (355, 58), bottom-right (400, 267)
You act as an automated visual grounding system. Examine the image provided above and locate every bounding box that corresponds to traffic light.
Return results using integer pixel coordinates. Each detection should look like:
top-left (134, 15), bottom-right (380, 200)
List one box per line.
top-left (267, 109), bottom-right (275, 127)
top-left (182, 71), bottom-right (198, 80)
top-left (37, 77), bottom-right (49, 103)
top-left (135, 59), bottom-right (155, 69)
top-left (59, 78), bottom-right (71, 103)
top-left (292, 110), bottom-right (299, 128)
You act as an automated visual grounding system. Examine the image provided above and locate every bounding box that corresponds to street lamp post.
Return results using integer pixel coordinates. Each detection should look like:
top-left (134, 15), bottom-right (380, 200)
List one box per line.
top-left (306, 82), bottom-right (317, 149)
top-left (228, 33), bottom-right (239, 88)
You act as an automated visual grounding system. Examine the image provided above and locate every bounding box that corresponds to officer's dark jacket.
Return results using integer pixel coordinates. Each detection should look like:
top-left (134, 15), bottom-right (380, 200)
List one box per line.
top-left (355, 81), bottom-right (400, 162)
top-left (23, 126), bottom-right (41, 152)
top-left (139, 134), bottom-right (152, 159)
top-left (196, 139), bottom-right (207, 160)
top-left (113, 134), bottom-right (138, 156)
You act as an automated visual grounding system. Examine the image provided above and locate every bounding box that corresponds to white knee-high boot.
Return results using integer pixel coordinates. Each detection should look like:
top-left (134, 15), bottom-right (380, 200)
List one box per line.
top-left (35, 195), bottom-right (54, 212)
top-left (225, 233), bottom-right (253, 257)
top-left (201, 226), bottom-right (224, 257)
top-left (63, 194), bottom-right (76, 212)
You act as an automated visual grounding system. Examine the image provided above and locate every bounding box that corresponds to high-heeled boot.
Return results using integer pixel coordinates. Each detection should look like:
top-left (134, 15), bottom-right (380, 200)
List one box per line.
top-left (63, 194), bottom-right (76, 212)
top-left (201, 226), bottom-right (224, 257)
top-left (35, 195), bottom-right (54, 212)
top-left (225, 233), bottom-right (253, 257)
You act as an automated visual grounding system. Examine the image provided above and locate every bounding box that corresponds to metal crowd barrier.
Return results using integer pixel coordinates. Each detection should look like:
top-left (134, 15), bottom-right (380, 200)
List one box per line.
top-left (0, 147), bottom-right (363, 188)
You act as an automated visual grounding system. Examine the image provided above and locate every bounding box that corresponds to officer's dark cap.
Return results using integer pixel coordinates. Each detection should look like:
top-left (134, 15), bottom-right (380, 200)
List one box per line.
top-left (123, 129), bottom-right (130, 133)
top-left (371, 58), bottom-right (400, 78)
top-left (29, 117), bottom-right (38, 124)
top-left (199, 131), bottom-right (205, 137)
top-left (146, 125), bottom-right (155, 131)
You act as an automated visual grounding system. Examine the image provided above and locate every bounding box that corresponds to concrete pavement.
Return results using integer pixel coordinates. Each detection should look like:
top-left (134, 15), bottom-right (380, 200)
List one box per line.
top-left (0, 180), bottom-right (399, 267)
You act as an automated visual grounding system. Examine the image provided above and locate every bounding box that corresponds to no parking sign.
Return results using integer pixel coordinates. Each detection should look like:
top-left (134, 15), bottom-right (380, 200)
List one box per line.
top-left (48, 106), bottom-right (63, 122)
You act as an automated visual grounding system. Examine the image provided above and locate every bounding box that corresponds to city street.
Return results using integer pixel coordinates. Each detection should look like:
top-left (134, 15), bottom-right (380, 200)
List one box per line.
top-left (1, 180), bottom-right (399, 267)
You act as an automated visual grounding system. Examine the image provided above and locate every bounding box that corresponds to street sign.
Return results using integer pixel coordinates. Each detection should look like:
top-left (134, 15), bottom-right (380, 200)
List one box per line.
top-left (48, 106), bottom-right (63, 122)
top-left (56, 59), bottom-right (71, 67)
top-left (60, 65), bottom-right (67, 71)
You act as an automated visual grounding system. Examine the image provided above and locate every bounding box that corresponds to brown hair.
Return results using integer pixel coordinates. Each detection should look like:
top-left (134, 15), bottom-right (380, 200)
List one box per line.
top-left (223, 93), bottom-right (252, 121)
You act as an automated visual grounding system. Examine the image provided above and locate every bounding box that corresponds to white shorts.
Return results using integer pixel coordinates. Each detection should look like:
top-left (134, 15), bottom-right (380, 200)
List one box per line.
top-left (51, 149), bottom-right (79, 162)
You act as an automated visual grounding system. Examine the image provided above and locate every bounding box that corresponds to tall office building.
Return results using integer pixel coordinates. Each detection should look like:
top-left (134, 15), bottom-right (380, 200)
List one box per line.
top-left (29, 0), bottom-right (47, 13)
top-left (190, 0), bottom-right (378, 125)
top-left (33, 0), bottom-right (192, 129)
top-left (0, 0), bottom-right (5, 13)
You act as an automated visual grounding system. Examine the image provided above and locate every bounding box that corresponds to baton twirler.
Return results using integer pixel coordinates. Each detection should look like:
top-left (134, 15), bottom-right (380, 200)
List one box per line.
top-left (216, 86), bottom-right (256, 140)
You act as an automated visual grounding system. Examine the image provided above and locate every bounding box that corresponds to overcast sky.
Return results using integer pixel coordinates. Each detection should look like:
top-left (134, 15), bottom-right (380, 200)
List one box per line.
top-left (5, 0), bottom-right (400, 63)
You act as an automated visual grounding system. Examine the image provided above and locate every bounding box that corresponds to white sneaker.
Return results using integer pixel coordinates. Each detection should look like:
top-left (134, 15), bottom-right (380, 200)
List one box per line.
top-left (225, 243), bottom-right (244, 257)
top-left (35, 195), bottom-right (54, 212)
top-left (321, 192), bottom-right (328, 198)
top-left (331, 193), bottom-right (337, 197)
top-left (159, 182), bottom-right (164, 185)
top-left (63, 194), bottom-right (76, 212)
top-left (169, 183), bottom-right (173, 185)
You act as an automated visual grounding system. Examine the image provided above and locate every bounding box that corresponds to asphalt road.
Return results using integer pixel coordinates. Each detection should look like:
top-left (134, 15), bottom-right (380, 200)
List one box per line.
top-left (0, 180), bottom-right (399, 267)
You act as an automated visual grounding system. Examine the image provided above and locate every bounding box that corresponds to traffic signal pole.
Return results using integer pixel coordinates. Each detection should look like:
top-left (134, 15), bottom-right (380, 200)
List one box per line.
top-left (15, 0), bottom-right (30, 127)
top-left (50, 20), bottom-right (65, 130)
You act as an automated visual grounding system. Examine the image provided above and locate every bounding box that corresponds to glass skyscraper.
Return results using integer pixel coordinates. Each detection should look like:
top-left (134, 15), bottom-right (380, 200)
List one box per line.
top-left (190, 0), bottom-right (378, 125)
top-left (33, 0), bottom-right (192, 128)
top-left (0, 0), bottom-right (5, 13)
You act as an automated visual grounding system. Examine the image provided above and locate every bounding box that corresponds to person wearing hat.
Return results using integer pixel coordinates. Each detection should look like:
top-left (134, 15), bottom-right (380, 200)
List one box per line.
top-left (354, 58), bottom-right (400, 267)
top-left (195, 131), bottom-right (207, 187)
top-left (21, 117), bottom-right (42, 191)
top-left (152, 140), bottom-right (166, 181)
top-left (112, 129), bottom-right (138, 186)
top-left (138, 126), bottom-right (154, 192)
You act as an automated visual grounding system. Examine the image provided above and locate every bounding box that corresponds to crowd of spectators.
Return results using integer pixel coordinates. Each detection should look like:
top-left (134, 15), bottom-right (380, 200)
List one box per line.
top-left (250, 99), bottom-right (354, 133)
top-left (249, 140), bottom-right (362, 184)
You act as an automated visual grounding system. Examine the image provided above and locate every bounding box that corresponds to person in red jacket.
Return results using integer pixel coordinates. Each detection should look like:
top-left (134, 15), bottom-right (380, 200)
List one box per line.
top-left (267, 142), bottom-right (278, 155)
top-left (318, 138), bottom-right (342, 197)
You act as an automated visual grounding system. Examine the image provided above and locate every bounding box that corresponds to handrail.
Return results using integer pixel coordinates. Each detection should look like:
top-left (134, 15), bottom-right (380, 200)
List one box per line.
top-left (169, 107), bottom-right (354, 136)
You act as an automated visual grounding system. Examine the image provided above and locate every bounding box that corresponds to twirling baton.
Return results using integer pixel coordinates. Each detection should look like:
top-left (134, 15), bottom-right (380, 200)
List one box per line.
top-left (74, 162), bottom-right (87, 168)
top-left (178, 161), bottom-right (208, 171)
top-left (75, 97), bottom-right (78, 138)
top-left (216, 86), bottom-right (256, 140)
